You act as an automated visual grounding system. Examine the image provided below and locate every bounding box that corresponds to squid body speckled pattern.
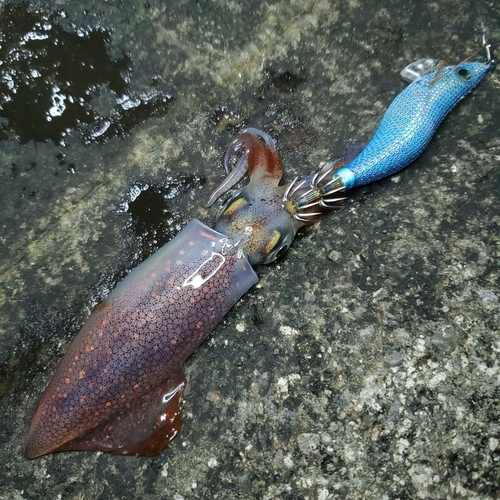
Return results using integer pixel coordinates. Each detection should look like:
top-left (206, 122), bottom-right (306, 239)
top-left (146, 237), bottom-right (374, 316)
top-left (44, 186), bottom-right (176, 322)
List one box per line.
top-left (25, 56), bottom-right (494, 458)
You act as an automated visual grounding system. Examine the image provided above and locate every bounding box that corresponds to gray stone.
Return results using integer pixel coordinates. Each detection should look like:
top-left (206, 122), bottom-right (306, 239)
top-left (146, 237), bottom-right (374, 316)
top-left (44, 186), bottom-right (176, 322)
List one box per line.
top-left (1, 0), bottom-right (499, 499)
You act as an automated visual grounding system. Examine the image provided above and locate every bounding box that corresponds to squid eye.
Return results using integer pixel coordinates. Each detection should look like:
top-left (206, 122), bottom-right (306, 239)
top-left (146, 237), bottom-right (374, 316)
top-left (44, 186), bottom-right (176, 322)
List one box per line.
top-left (222, 196), bottom-right (247, 217)
top-left (215, 189), bottom-right (247, 222)
top-left (265, 229), bottom-right (282, 256)
top-left (274, 243), bottom-right (290, 260)
top-left (457, 68), bottom-right (472, 81)
top-left (262, 241), bottom-right (290, 265)
top-left (262, 230), bottom-right (295, 265)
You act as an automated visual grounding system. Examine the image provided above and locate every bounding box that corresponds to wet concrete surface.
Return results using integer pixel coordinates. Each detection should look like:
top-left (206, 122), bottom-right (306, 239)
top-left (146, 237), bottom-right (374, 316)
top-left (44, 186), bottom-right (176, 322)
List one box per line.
top-left (0, 0), bottom-right (499, 498)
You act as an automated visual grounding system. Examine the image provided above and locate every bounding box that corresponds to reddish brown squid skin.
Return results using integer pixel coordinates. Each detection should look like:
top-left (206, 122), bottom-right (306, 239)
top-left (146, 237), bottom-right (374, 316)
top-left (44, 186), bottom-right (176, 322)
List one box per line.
top-left (25, 219), bottom-right (258, 458)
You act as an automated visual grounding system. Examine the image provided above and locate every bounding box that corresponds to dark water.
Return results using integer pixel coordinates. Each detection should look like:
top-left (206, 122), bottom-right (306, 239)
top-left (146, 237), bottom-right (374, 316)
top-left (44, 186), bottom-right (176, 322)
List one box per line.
top-left (0, 0), bottom-right (499, 498)
top-left (0, 3), bottom-right (172, 145)
top-left (124, 174), bottom-right (206, 258)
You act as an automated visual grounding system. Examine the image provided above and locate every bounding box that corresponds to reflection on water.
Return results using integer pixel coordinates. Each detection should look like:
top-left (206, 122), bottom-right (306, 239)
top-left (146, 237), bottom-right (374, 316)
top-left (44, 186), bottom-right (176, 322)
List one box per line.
top-left (0, 2), bottom-right (172, 144)
top-left (123, 175), bottom-right (206, 260)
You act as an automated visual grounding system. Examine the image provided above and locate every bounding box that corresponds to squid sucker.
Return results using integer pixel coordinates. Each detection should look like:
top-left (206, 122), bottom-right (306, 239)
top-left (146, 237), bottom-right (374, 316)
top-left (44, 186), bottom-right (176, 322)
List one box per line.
top-left (25, 53), bottom-right (494, 458)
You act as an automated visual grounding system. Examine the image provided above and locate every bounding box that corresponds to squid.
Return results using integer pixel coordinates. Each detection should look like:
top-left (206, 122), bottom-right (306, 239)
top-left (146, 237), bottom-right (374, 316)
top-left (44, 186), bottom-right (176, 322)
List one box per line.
top-left (25, 57), bottom-right (493, 458)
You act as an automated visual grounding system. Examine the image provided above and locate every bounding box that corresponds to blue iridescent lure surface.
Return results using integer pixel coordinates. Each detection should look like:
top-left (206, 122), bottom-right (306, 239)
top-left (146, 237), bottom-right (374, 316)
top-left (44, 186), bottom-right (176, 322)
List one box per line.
top-left (335, 61), bottom-right (494, 190)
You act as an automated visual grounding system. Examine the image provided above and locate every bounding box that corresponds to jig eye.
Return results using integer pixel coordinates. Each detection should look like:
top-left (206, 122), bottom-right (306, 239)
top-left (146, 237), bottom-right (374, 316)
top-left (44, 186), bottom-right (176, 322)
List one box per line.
top-left (457, 68), bottom-right (472, 82)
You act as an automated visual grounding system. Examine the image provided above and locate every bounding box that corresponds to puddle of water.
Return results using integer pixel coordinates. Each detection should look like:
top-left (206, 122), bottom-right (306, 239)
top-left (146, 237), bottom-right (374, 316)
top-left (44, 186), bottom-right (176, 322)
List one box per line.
top-left (0, 2), bottom-right (172, 144)
top-left (122, 174), bottom-right (206, 259)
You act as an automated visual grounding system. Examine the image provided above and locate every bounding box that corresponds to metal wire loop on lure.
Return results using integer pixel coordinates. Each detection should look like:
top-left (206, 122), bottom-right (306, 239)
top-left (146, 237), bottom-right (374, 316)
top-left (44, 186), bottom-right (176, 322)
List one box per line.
top-left (428, 31), bottom-right (495, 87)
top-left (283, 158), bottom-right (347, 223)
top-left (481, 20), bottom-right (494, 65)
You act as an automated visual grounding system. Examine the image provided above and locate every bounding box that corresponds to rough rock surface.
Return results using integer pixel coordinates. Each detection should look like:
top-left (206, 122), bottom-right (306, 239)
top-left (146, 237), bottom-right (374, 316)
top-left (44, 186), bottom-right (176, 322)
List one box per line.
top-left (0, 0), bottom-right (499, 498)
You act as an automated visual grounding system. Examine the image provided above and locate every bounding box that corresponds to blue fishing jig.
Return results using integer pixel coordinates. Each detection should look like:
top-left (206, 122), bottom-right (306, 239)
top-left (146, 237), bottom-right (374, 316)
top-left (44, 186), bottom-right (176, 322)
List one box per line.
top-left (285, 56), bottom-right (494, 221)
top-left (336, 61), bottom-right (494, 189)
